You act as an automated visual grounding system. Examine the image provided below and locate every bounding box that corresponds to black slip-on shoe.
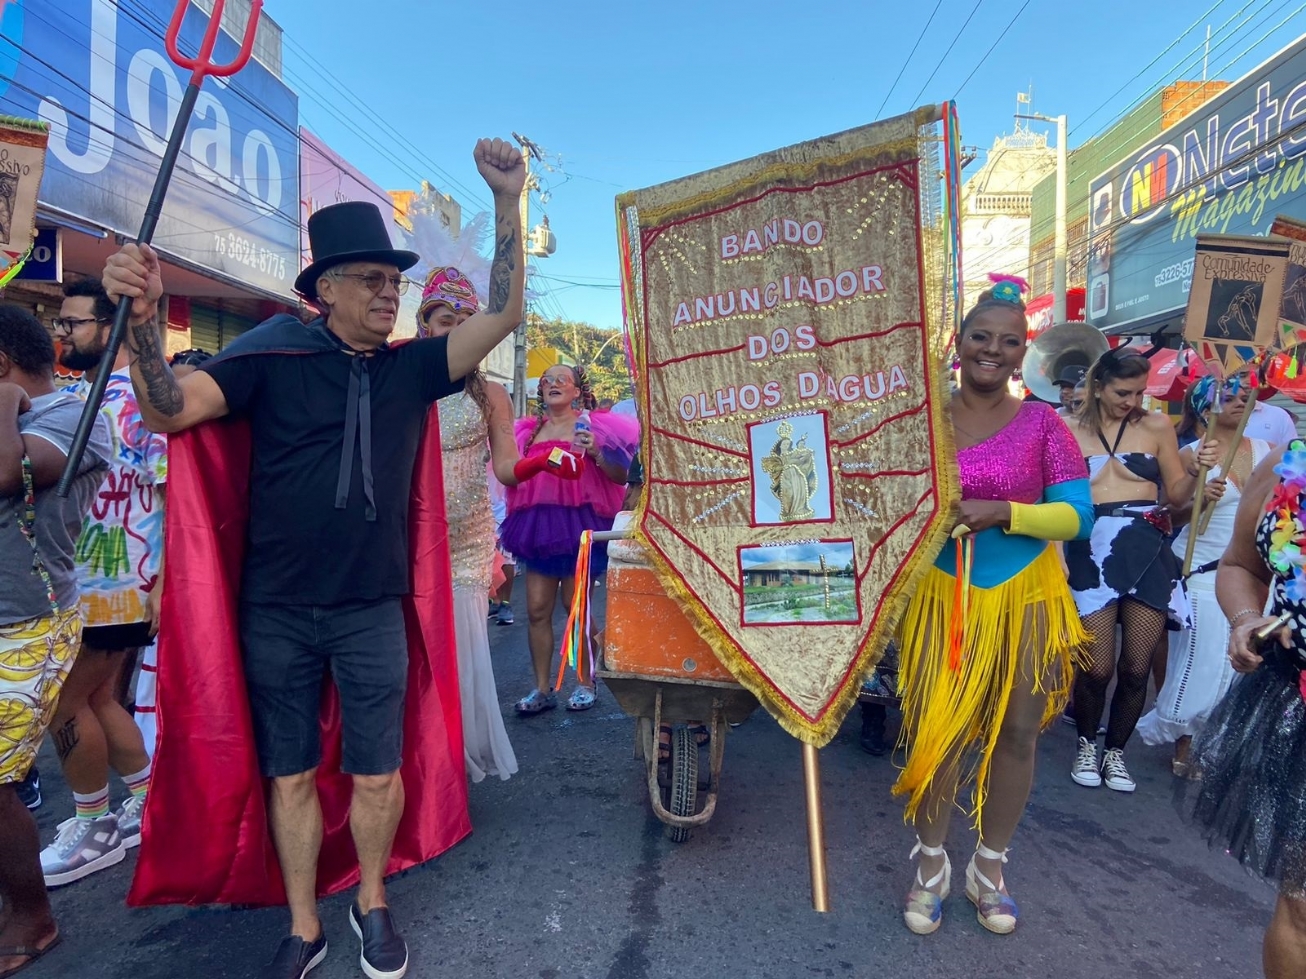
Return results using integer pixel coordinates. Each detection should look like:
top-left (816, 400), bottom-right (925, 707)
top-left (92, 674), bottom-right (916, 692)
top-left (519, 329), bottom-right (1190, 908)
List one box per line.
top-left (349, 903), bottom-right (408, 979)
top-left (261, 933), bottom-right (327, 979)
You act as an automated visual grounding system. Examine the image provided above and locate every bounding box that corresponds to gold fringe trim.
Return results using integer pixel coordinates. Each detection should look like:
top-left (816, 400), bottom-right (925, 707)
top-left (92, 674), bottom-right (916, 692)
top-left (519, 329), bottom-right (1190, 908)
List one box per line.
top-left (613, 112), bottom-right (961, 747)
top-left (892, 545), bottom-right (1090, 832)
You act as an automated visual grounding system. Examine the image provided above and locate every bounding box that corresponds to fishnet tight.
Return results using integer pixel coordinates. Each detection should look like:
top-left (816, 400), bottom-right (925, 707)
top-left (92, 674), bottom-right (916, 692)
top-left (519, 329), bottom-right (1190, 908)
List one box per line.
top-left (1074, 599), bottom-right (1166, 750)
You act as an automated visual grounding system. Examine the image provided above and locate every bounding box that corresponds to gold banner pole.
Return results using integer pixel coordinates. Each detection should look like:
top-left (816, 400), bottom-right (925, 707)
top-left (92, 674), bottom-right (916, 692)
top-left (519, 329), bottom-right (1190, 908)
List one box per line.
top-left (802, 743), bottom-right (830, 912)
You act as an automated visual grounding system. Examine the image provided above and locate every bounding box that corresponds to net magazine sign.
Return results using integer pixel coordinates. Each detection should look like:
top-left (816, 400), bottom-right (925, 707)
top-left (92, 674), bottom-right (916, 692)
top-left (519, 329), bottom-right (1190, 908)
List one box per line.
top-left (1087, 34), bottom-right (1306, 333)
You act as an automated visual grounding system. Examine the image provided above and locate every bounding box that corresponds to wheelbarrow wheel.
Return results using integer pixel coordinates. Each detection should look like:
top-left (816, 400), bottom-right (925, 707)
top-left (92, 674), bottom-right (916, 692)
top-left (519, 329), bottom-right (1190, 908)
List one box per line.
top-left (666, 724), bottom-right (698, 843)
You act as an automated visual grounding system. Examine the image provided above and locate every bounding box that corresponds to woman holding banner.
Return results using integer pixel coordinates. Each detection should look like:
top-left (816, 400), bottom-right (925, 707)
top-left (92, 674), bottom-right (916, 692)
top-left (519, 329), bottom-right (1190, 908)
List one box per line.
top-left (895, 278), bottom-right (1094, 936)
top-left (1137, 377), bottom-right (1267, 776)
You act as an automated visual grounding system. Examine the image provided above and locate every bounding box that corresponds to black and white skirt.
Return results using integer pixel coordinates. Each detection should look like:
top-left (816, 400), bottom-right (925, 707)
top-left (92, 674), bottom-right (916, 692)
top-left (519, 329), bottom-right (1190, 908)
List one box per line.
top-left (1066, 502), bottom-right (1188, 627)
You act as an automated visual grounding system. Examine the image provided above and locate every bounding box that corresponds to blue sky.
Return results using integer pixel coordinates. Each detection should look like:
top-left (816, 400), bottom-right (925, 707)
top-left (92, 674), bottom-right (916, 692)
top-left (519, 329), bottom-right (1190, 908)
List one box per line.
top-left (271, 0), bottom-right (1303, 330)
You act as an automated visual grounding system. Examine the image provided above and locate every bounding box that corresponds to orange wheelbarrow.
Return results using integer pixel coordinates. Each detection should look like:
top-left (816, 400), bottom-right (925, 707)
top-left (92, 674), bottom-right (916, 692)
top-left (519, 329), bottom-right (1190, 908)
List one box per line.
top-left (593, 530), bottom-right (758, 842)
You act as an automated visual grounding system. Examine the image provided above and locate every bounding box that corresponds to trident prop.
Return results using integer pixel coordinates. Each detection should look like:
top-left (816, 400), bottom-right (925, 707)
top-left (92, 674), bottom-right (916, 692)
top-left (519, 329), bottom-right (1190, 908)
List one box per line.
top-left (56, 0), bottom-right (263, 496)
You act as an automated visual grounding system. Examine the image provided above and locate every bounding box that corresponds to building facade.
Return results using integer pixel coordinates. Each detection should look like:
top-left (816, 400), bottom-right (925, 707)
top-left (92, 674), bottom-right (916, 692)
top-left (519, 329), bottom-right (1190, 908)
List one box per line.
top-left (960, 128), bottom-right (1056, 311)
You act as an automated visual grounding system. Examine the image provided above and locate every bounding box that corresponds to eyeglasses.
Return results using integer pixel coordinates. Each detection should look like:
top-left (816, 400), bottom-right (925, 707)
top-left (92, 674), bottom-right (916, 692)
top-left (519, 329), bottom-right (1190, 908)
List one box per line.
top-left (330, 271), bottom-right (411, 296)
top-left (51, 316), bottom-right (109, 333)
top-left (540, 373), bottom-right (576, 385)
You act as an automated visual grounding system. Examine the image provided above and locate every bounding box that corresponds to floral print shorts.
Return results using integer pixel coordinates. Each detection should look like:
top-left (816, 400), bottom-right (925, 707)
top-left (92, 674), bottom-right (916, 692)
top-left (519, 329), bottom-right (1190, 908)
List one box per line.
top-left (0, 608), bottom-right (82, 784)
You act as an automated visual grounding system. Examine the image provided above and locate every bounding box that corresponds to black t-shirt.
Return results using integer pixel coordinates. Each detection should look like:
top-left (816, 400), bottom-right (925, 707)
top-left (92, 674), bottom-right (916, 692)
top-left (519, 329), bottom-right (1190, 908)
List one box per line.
top-left (202, 325), bottom-right (463, 605)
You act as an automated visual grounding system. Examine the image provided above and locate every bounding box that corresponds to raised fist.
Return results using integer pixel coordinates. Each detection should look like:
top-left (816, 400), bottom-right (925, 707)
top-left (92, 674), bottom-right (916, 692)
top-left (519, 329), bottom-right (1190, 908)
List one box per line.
top-left (474, 138), bottom-right (526, 199)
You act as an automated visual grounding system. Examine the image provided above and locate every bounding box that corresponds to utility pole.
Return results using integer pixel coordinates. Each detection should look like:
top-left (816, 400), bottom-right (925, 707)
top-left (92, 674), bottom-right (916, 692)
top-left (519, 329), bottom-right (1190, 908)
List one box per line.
top-left (1018, 111), bottom-right (1068, 321)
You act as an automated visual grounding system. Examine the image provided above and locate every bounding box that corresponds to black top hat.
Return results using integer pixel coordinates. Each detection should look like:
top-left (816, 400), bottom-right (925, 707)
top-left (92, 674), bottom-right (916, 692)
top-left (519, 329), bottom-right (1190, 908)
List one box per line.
top-left (295, 201), bottom-right (419, 301)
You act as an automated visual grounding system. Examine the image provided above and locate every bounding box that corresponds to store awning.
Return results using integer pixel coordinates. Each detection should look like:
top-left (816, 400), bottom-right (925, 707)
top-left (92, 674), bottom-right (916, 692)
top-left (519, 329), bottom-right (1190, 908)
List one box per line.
top-left (37, 204), bottom-right (107, 240)
top-left (1146, 346), bottom-right (1208, 400)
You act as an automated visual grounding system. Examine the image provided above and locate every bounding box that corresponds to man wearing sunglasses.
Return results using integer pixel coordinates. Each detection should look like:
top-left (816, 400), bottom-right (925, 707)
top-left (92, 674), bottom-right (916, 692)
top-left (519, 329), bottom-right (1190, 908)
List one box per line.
top-left (101, 137), bottom-right (527, 979)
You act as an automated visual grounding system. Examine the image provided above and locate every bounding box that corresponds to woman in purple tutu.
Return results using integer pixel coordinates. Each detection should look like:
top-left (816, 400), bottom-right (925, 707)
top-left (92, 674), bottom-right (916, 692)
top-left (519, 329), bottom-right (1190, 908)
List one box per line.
top-left (501, 365), bottom-right (639, 713)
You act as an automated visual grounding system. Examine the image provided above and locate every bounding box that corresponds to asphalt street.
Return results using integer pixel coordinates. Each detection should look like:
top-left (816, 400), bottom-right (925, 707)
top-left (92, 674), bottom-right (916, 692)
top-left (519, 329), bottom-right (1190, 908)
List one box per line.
top-left (24, 591), bottom-right (1267, 979)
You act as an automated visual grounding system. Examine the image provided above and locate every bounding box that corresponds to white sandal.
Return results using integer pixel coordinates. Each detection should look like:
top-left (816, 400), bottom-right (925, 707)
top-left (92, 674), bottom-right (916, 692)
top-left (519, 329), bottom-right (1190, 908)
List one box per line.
top-left (966, 843), bottom-right (1019, 934)
top-left (903, 838), bottom-right (951, 935)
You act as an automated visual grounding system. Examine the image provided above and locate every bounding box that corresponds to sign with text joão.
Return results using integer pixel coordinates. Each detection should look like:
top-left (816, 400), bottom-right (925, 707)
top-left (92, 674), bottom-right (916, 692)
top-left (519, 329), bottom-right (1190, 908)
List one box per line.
top-left (0, 0), bottom-right (300, 299)
top-left (616, 108), bottom-right (960, 745)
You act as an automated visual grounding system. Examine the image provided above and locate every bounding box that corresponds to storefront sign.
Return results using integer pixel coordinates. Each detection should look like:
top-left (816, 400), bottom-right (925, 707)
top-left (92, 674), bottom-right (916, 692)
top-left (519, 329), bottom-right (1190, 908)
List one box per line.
top-left (617, 108), bottom-right (959, 745)
top-left (299, 128), bottom-right (396, 270)
top-left (1025, 287), bottom-right (1086, 337)
top-left (0, 0), bottom-right (300, 298)
top-left (1087, 34), bottom-right (1306, 331)
top-left (15, 226), bottom-right (61, 282)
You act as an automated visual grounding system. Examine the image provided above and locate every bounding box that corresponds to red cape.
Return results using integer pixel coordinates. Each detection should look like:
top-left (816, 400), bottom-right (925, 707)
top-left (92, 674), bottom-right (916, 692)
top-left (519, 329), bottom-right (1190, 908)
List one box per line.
top-left (128, 408), bottom-right (471, 907)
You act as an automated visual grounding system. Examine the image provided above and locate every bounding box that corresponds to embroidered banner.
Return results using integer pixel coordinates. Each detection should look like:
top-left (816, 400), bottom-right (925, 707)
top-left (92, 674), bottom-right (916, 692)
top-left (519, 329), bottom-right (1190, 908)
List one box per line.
top-left (1270, 215), bottom-right (1306, 347)
top-left (1184, 233), bottom-right (1291, 375)
top-left (0, 116), bottom-right (48, 286)
top-left (616, 106), bottom-right (962, 745)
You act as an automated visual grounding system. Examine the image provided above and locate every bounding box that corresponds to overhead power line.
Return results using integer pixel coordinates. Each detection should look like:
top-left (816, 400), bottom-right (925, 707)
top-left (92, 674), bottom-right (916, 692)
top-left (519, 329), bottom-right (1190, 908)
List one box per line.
top-left (1072, 0), bottom-right (1236, 135)
top-left (907, 0), bottom-right (986, 111)
top-left (875, 0), bottom-right (943, 119)
top-left (953, 0), bottom-right (1034, 98)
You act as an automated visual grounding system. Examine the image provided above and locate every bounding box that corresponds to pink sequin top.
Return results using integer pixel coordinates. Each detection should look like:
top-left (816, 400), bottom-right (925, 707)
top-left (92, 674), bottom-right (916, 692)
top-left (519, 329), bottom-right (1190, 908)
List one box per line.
top-left (958, 402), bottom-right (1087, 503)
top-left (943, 401), bottom-right (1090, 587)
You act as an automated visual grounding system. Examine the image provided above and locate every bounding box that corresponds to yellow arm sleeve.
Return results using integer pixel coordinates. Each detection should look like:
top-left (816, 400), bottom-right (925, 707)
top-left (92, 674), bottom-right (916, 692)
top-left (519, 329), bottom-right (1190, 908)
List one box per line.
top-left (1005, 501), bottom-right (1083, 541)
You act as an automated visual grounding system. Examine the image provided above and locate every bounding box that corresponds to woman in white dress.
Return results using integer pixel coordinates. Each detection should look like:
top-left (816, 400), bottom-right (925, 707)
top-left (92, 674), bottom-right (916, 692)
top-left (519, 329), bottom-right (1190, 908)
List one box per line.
top-left (418, 267), bottom-right (521, 782)
top-left (1138, 377), bottom-right (1269, 776)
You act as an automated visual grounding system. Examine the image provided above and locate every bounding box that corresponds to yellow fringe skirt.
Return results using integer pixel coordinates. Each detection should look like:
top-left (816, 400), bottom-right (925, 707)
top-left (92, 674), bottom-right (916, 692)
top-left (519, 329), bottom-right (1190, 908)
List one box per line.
top-left (892, 543), bottom-right (1089, 831)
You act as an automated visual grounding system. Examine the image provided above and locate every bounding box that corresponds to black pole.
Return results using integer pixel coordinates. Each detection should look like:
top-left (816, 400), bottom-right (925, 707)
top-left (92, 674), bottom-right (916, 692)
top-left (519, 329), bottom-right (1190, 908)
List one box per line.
top-left (56, 81), bottom-right (203, 497)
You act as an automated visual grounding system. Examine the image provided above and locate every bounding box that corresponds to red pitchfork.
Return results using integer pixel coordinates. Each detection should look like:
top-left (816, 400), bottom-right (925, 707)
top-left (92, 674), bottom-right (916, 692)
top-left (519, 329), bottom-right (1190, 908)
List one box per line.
top-left (58, 0), bottom-right (263, 496)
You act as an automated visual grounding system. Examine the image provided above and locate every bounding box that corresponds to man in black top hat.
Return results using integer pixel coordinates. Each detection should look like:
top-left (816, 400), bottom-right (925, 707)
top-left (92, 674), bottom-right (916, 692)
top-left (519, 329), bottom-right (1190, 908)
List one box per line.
top-left (102, 138), bottom-right (525, 979)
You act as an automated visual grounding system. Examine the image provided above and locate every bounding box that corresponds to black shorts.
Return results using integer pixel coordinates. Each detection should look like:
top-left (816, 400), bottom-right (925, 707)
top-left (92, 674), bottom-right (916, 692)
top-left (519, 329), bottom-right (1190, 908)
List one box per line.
top-left (82, 621), bottom-right (154, 650)
top-left (239, 599), bottom-right (408, 778)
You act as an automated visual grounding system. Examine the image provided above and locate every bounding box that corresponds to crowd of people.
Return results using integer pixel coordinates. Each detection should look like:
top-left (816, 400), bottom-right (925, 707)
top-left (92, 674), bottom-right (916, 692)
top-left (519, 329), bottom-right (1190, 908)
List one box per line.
top-left (0, 135), bottom-right (1303, 979)
top-left (868, 279), bottom-right (1305, 976)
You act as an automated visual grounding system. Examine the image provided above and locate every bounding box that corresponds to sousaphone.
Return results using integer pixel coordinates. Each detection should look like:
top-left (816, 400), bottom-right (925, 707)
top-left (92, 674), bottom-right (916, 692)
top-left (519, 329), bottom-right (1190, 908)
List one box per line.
top-left (1023, 321), bottom-right (1109, 404)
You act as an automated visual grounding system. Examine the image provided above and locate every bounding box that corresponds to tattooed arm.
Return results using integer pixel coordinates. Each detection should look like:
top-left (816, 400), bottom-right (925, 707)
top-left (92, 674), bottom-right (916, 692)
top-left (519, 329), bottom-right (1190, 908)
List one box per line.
top-left (103, 244), bottom-right (230, 434)
top-left (485, 381), bottom-right (524, 485)
top-left (445, 138), bottom-right (527, 382)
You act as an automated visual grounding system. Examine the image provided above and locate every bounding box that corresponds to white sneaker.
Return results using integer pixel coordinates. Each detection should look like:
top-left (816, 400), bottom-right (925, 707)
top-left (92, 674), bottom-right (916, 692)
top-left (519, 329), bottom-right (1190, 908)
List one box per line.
top-left (40, 814), bottom-right (127, 886)
top-left (1071, 737), bottom-right (1101, 787)
top-left (117, 794), bottom-right (146, 848)
top-left (1100, 748), bottom-right (1136, 792)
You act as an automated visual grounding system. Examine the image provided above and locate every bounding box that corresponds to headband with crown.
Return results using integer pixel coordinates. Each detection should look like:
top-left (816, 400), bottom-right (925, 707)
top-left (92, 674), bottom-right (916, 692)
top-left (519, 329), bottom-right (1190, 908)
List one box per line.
top-left (418, 266), bottom-right (479, 331)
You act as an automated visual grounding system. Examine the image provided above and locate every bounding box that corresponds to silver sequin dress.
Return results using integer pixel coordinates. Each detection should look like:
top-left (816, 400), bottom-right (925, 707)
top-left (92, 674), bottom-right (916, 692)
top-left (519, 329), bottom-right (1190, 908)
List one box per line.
top-left (439, 391), bottom-right (517, 782)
